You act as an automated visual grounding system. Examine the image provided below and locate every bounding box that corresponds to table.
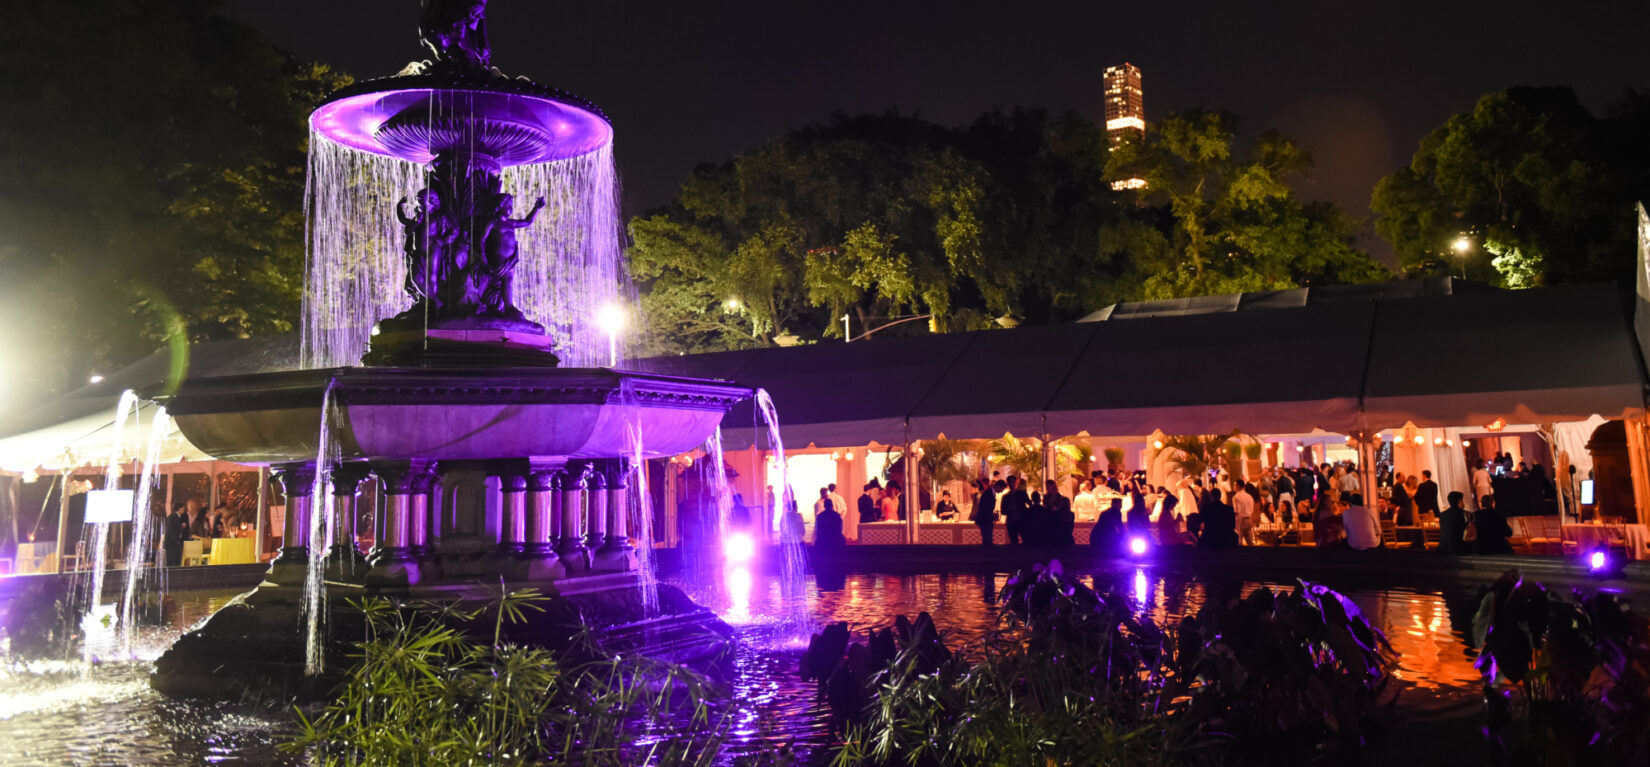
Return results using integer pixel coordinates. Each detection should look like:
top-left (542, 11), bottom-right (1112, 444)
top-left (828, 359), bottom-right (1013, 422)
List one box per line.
top-left (15, 542), bottom-right (57, 574)
top-left (207, 537), bottom-right (258, 566)
top-left (1564, 523), bottom-right (1650, 561)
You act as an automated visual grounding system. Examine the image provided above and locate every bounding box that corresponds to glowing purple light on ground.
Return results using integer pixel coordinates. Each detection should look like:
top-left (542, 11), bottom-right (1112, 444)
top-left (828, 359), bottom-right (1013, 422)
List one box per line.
top-left (1128, 536), bottom-right (1149, 556)
top-left (725, 531), bottom-right (756, 564)
top-left (1589, 551), bottom-right (1608, 571)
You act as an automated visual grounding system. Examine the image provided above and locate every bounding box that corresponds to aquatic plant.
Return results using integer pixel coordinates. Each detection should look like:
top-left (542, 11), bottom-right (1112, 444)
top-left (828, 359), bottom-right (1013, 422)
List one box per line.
top-left (824, 560), bottom-right (1397, 767)
top-left (1472, 568), bottom-right (1650, 766)
top-left (287, 587), bottom-right (735, 766)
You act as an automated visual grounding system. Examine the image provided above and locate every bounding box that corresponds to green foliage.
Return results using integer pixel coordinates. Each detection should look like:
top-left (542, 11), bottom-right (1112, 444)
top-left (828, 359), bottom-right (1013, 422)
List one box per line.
top-left (985, 434), bottom-right (1080, 486)
top-left (831, 561), bottom-right (1397, 767)
top-left (917, 438), bottom-right (980, 487)
top-left (1472, 569), bottom-right (1650, 765)
top-left (1103, 446), bottom-right (1127, 471)
top-left (1158, 432), bottom-right (1243, 479)
top-left (287, 589), bottom-right (733, 766)
top-left (1107, 111), bottom-right (1388, 299)
top-left (1372, 87), bottom-right (1650, 286)
top-left (628, 111), bottom-right (1130, 355)
top-left (0, 0), bottom-right (349, 395)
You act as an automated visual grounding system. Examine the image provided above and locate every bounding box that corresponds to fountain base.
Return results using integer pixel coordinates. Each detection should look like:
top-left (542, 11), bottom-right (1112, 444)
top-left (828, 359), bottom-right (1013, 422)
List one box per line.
top-left (150, 573), bottom-right (732, 701)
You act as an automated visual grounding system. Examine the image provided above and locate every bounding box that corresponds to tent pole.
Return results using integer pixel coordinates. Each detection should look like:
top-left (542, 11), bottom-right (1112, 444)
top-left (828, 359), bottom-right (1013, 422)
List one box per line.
top-left (255, 466), bottom-right (269, 560)
top-left (54, 471), bottom-right (71, 574)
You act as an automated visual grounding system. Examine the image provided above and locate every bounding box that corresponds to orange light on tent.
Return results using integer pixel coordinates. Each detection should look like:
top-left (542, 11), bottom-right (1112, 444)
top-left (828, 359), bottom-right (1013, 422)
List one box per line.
top-left (1153, 440), bottom-right (1165, 450)
top-left (1434, 437), bottom-right (1445, 446)
top-left (1295, 445), bottom-right (1305, 452)
top-left (1413, 436), bottom-right (1424, 445)
top-left (1486, 418), bottom-right (1507, 432)
top-left (1461, 439), bottom-right (1471, 447)
top-left (844, 450), bottom-right (856, 461)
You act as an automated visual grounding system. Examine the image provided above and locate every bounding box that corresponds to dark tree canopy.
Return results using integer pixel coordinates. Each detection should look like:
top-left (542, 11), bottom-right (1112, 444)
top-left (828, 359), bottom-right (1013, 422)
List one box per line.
top-left (630, 109), bottom-right (1387, 356)
top-left (1371, 87), bottom-right (1650, 287)
top-left (0, 0), bottom-right (347, 400)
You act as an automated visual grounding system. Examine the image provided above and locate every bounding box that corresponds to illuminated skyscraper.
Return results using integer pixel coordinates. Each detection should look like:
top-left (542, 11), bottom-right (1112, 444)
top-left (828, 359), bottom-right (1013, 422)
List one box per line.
top-left (1104, 63), bottom-right (1147, 190)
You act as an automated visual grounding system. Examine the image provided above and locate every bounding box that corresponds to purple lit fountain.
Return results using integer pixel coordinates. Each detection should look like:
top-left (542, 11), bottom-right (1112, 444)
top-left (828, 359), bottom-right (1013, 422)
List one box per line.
top-left (148, 2), bottom-right (752, 699)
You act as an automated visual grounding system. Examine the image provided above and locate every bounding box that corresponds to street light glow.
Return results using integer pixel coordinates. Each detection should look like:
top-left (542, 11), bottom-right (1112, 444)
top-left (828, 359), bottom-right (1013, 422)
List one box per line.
top-left (596, 303), bottom-right (625, 366)
top-left (724, 297), bottom-right (742, 311)
top-left (1452, 236), bottom-right (1472, 254)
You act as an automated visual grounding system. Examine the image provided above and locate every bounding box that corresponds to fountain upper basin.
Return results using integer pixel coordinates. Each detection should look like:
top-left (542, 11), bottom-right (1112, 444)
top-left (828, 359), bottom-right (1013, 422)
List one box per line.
top-left (156, 366), bottom-right (750, 466)
top-left (311, 75), bottom-right (612, 166)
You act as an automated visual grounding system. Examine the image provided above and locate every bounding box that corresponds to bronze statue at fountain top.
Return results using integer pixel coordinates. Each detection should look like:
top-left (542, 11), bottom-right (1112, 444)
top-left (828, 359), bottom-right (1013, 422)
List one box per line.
top-left (420, 0), bottom-right (492, 75)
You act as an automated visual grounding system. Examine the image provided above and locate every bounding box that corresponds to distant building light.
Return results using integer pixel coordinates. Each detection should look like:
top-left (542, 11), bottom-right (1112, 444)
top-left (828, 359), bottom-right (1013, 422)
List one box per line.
top-left (1111, 178), bottom-right (1148, 190)
top-left (1105, 117), bottom-right (1146, 132)
top-left (88, 375), bottom-right (104, 384)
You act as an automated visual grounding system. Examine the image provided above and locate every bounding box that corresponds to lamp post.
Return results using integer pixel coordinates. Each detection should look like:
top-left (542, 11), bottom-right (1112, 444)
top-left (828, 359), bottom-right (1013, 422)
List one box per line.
top-left (1451, 236), bottom-right (1472, 279)
top-left (595, 303), bottom-right (624, 367)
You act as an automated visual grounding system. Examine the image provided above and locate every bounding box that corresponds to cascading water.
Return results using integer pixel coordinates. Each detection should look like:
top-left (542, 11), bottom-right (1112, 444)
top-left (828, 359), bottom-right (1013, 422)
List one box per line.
top-left (303, 382), bottom-right (341, 677)
top-left (118, 406), bottom-right (171, 658)
top-left (619, 381), bottom-right (660, 616)
top-left (82, 390), bottom-right (143, 662)
top-left (754, 389), bottom-right (812, 639)
top-left (299, 133), bottom-right (627, 369)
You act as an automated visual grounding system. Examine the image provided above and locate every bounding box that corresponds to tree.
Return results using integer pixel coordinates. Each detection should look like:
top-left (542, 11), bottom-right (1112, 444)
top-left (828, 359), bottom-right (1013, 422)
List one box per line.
top-left (1372, 87), bottom-right (1648, 286)
top-left (1105, 110), bottom-right (1388, 299)
top-left (627, 111), bottom-right (1129, 355)
top-left (0, 0), bottom-right (348, 400)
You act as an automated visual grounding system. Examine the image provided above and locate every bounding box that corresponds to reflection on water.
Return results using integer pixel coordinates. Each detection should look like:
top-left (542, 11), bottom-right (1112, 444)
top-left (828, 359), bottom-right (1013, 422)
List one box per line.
top-left (0, 572), bottom-right (1485, 766)
top-left (0, 588), bottom-right (298, 767)
top-left (682, 567), bottom-right (1485, 764)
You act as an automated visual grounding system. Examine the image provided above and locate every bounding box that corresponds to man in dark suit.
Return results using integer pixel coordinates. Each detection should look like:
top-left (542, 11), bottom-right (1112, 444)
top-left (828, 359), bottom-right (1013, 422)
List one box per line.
top-left (162, 504), bottom-right (190, 567)
top-left (1197, 490), bottom-right (1239, 549)
top-left (1001, 476), bottom-right (1030, 544)
top-left (858, 481), bottom-right (881, 524)
top-left (1415, 470), bottom-right (1441, 519)
top-left (1437, 491), bottom-right (1470, 555)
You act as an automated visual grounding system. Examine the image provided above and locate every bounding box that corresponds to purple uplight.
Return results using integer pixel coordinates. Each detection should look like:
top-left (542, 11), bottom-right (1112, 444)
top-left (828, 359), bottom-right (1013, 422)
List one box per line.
top-left (725, 531), bottom-right (756, 564)
top-left (1589, 550), bottom-right (1608, 571)
top-left (1128, 536), bottom-right (1149, 556)
top-left (310, 86), bottom-right (612, 166)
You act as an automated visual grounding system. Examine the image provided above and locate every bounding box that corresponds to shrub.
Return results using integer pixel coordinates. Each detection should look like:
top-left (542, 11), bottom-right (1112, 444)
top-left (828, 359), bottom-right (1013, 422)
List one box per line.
top-left (1472, 568), bottom-right (1650, 766)
top-left (287, 587), bottom-right (733, 766)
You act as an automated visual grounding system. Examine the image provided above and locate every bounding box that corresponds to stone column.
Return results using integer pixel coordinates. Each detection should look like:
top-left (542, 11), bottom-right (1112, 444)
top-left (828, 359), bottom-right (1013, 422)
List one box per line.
top-left (267, 463), bottom-right (316, 585)
top-left (409, 467), bottom-right (433, 559)
top-left (419, 468), bottom-right (443, 558)
top-left (498, 472), bottom-right (528, 557)
top-left (327, 465), bottom-right (372, 581)
top-left (595, 459), bottom-right (636, 571)
top-left (557, 462), bottom-right (591, 573)
top-left (584, 468), bottom-right (608, 550)
top-left (367, 463), bottom-right (426, 588)
top-left (516, 465), bottom-right (564, 580)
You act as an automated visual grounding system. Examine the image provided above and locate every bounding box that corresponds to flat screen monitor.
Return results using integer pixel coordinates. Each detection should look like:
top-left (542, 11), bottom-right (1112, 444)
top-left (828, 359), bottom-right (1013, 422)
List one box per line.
top-left (1580, 479), bottom-right (1595, 506)
top-left (84, 489), bottom-right (135, 524)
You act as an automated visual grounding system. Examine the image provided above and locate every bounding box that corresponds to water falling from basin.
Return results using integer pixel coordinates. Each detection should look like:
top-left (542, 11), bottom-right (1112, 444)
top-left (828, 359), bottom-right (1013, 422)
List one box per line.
top-left (83, 390), bottom-right (142, 662)
top-left (299, 134), bottom-right (627, 369)
top-left (754, 389), bottom-right (812, 641)
top-left (303, 383), bottom-right (341, 677)
top-left (118, 406), bottom-right (171, 658)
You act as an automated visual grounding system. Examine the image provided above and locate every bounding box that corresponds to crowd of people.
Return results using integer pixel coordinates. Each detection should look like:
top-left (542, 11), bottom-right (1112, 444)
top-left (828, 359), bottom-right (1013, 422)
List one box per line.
top-left (808, 458), bottom-right (1527, 556)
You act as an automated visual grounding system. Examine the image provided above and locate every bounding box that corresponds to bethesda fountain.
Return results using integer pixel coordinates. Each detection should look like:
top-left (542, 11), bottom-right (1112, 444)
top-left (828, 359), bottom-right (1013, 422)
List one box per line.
top-left (150, 1), bottom-right (751, 698)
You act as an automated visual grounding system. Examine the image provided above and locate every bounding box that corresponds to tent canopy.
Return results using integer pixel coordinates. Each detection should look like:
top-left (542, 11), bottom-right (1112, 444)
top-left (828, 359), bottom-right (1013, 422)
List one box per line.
top-left (634, 281), bottom-right (1645, 448)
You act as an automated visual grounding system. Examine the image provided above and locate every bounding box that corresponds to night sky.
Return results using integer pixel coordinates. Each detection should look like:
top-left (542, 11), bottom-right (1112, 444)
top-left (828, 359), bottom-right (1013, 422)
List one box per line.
top-left (227, 0), bottom-right (1648, 261)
